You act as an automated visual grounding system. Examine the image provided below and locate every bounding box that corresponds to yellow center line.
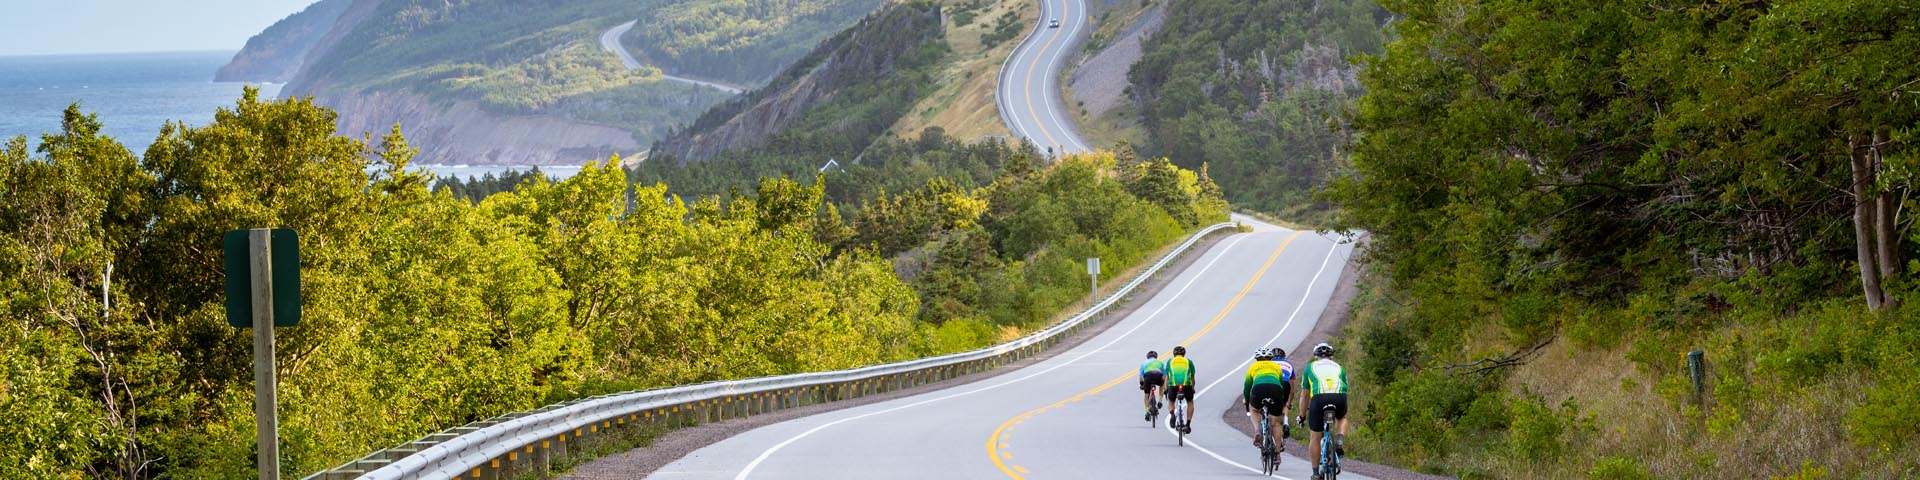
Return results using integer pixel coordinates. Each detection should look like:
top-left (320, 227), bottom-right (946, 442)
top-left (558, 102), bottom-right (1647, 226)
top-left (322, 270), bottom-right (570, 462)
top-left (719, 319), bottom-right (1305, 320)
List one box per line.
top-left (1021, 0), bottom-right (1065, 152)
top-left (986, 231), bottom-right (1302, 478)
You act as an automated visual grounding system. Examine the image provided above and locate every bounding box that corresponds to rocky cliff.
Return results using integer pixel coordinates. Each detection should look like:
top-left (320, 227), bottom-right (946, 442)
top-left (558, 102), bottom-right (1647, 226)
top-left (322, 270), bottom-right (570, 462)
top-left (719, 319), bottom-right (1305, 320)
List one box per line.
top-left (214, 0), bottom-right (352, 82)
top-left (318, 86), bottom-right (644, 165)
top-left (650, 2), bottom-right (945, 162)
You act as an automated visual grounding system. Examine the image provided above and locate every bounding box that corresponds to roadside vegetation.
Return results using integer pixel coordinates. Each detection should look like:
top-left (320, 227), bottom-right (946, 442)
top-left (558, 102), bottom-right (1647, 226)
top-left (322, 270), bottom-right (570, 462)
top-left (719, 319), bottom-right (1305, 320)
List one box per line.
top-left (1323, 1), bottom-right (1920, 478)
top-left (0, 88), bottom-right (1225, 477)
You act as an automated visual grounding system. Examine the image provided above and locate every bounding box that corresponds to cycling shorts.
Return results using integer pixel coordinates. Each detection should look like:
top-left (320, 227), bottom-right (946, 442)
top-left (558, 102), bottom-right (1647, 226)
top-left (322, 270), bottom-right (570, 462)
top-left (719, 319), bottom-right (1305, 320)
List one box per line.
top-left (1140, 371), bottom-right (1165, 392)
top-left (1249, 383), bottom-right (1287, 416)
top-left (1165, 384), bottom-right (1194, 402)
top-left (1307, 393), bottom-right (1348, 433)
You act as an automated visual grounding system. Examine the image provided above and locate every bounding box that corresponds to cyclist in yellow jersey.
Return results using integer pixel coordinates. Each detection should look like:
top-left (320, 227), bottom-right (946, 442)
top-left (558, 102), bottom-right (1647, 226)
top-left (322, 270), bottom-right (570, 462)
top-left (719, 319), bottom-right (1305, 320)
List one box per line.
top-left (1164, 345), bottom-right (1197, 433)
top-left (1242, 347), bottom-right (1291, 448)
top-left (1299, 342), bottom-right (1348, 480)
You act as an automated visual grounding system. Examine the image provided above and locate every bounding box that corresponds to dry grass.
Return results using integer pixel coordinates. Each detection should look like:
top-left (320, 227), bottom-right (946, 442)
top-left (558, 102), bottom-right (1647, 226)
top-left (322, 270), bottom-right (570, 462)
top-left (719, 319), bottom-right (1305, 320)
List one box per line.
top-left (887, 0), bottom-right (1034, 142)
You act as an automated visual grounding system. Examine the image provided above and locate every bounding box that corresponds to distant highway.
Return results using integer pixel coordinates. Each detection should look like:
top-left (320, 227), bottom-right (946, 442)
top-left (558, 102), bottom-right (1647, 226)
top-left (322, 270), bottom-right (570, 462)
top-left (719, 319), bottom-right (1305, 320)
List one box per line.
top-left (997, 0), bottom-right (1094, 156)
top-left (600, 20), bottom-right (745, 95)
top-left (651, 218), bottom-right (1368, 479)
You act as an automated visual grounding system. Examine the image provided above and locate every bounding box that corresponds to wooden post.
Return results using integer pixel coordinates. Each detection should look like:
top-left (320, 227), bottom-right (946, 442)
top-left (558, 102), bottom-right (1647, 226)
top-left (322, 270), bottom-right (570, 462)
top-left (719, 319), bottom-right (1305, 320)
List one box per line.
top-left (250, 229), bottom-right (279, 480)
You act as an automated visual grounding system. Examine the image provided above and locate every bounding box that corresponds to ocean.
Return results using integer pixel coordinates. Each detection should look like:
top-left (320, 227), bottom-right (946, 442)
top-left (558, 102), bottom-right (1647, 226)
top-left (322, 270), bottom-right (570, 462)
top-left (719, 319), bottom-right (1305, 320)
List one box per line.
top-left (0, 51), bottom-right (577, 181)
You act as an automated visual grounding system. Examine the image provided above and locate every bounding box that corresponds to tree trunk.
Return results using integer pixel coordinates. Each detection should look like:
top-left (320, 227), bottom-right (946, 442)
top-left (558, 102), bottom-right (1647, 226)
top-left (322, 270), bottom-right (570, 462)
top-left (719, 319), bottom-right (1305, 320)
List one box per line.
top-left (1852, 134), bottom-right (1886, 310)
top-left (1874, 129), bottom-right (1902, 294)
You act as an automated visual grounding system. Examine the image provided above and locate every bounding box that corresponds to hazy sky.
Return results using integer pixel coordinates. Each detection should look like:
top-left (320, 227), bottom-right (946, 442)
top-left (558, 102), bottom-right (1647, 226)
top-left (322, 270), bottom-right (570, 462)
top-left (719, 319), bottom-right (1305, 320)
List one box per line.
top-left (0, 0), bottom-right (320, 56)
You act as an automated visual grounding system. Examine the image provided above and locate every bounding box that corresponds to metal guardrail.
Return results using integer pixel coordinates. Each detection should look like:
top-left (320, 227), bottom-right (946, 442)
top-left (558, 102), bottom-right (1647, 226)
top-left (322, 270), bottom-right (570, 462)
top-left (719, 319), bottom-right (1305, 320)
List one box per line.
top-left (310, 222), bottom-right (1236, 480)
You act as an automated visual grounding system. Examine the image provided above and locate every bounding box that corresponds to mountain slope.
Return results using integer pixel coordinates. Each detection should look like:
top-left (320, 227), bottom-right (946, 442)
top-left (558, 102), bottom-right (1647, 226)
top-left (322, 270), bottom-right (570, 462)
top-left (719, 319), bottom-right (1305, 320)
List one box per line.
top-left (226, 0), bottom-right (883, 165)
top-left (650, 1), bottom-right (948, 162)
top-left (215, 0), bottom-right (351, 82)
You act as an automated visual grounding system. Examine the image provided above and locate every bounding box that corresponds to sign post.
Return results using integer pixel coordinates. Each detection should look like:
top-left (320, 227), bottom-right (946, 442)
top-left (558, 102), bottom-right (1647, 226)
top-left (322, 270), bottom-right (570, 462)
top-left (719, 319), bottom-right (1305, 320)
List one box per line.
top-left (1087, 257), bottom-right (1100, 307)
top-left (249, 230), bottom-right (278, 480)
top-left (224, 228), bottom-right (300, 480)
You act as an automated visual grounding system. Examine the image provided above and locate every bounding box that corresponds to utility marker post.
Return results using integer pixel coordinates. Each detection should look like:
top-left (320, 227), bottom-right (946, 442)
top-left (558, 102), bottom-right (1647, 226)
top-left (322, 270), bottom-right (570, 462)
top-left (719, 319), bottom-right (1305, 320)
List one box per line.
top-left (249, 230), bottom-right (278, 480)
top-left (225, 228), bottom-right (300, 480)
top-left (1087, 257), bottom-right (1100, 307)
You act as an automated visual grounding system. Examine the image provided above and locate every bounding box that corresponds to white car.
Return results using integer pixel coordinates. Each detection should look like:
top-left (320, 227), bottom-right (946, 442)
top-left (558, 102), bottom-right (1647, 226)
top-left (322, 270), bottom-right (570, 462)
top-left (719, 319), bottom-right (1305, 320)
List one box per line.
top-left (1048, 18), bottom-right (1060, 28)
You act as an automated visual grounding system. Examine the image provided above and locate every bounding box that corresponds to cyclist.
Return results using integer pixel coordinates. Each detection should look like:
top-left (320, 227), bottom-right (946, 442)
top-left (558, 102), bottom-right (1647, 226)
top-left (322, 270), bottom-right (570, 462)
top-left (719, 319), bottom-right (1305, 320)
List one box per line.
top-left (1298, 342), bottom-right (1349, 480)
top-left (1242, 348), bottom-right (1290, 449)
top-left (1139, 350), bottom-right (1166, 420)
top-left (1164, 345), bottom-right (1197, 433)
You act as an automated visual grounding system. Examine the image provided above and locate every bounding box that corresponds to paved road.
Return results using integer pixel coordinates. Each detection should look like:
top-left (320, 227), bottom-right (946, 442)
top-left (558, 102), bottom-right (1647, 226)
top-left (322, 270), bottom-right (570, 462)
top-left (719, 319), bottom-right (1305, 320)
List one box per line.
top-left (600, 20), bottom-right (745, 95)
top-left (997, 0), bottom-right (1094, 157)
top-left (652, 218), bottom-right (1366, 479)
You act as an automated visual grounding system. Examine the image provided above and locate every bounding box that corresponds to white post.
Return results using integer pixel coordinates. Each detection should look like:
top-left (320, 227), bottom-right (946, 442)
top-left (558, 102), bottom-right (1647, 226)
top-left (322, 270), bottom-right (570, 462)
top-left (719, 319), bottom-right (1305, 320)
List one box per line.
top-left (249, 229), bottom-right (279, 480)
top-left (1087, 257), bottom-right (1100, 307)
top-left (102, 262), bottom-right (112, 318)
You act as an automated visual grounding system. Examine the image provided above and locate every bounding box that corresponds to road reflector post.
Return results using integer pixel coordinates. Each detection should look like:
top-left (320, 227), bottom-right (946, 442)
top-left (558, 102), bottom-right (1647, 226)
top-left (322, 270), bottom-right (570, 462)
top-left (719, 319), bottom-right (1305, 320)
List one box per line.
top-left (1687, 350), bottom-right (1707, 405)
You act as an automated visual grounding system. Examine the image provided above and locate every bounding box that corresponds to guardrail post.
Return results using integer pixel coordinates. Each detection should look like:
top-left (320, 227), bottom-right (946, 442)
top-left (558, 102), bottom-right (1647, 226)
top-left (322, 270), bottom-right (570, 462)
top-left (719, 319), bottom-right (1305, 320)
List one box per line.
top-left (535, 439), bottom-right (552, 476)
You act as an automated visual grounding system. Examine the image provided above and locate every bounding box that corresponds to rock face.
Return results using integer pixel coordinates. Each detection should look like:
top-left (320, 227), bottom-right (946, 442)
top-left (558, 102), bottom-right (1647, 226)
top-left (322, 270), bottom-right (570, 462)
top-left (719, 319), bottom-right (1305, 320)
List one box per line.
top-left (650, 3), bottom-right (944, 162)
top-left (214, 0), bottom-right (352, 82)
top-left (319, 87), bottom-right (644, 165)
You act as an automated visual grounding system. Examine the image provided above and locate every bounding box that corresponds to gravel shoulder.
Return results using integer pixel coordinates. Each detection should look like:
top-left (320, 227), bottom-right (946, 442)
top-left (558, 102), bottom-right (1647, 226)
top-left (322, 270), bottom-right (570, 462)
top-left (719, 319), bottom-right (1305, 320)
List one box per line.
top-left (1067, 5), bottom-right (1164, 117)
top-left (1213, 245), bottom-right (1455, 480)
top-left (558, 230), bottom-right (1235, 479)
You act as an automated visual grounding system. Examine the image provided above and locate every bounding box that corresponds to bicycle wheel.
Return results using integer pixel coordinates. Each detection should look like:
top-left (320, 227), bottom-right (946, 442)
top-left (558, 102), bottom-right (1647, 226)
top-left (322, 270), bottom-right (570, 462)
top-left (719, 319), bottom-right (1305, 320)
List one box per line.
top-left (1323, 409), bottom-right (1339, 480)
top-left (1176, 400), bottom-right (1187, 446)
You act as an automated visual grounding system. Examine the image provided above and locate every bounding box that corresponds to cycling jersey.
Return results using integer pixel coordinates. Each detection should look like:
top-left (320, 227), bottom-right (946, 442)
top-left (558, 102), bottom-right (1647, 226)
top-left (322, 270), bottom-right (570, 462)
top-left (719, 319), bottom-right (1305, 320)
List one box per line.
top-left (1167, 356), bottom-right (1196, 386)
top-left (1302, 358), bottom-right (1348, 395)
top-left (1275, 359), bottom-right (1295, 383)
top-left (1140, 358), bottom-right (1166, 378)
top-left (1242, 360), bottom-right (1288, 401)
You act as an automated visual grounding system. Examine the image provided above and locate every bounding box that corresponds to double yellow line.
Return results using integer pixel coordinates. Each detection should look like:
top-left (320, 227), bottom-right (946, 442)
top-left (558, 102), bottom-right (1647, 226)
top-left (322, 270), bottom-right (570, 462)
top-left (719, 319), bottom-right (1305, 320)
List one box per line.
top-left (986, 231), bottom-right (1302, 478)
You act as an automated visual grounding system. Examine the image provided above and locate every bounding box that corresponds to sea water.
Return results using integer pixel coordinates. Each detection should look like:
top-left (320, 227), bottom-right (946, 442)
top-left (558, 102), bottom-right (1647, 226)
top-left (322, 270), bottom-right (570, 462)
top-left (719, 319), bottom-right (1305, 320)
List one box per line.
top-left (0, 51), bottom-right (576, 181)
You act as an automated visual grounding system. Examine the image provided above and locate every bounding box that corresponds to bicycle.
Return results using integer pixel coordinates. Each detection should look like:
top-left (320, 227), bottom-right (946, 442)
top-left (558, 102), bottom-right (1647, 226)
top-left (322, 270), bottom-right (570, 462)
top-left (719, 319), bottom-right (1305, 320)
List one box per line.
top-left (1146, 387), bottom-right (1161, 427)
top-left (1316, 404), bottom-right (1342, 480)
top-left (1256, 405), bottom-right (1281, 475)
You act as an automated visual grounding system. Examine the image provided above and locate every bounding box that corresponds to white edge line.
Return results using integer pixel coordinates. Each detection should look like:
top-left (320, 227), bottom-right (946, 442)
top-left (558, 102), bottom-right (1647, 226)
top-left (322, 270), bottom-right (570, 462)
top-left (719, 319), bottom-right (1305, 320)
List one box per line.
top-left (1161, 237), bottom-right (1349, 479)
top-left (731, 233), bottom-right (1261, 479)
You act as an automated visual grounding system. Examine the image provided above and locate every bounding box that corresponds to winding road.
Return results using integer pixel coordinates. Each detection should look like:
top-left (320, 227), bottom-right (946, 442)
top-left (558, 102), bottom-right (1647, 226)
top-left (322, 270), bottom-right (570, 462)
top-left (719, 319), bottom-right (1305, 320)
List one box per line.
top-left (601, 20), bottom-right (745, 95)
top-left (649, 219), bottom-right (1368, 479)
top-left (996, 0), bottom-right (1094, 156)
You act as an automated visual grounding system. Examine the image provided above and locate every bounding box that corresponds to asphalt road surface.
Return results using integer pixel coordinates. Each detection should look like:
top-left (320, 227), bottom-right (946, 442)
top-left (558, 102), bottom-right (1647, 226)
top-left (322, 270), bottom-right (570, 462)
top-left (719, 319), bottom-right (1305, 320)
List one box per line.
top-left (997, 0), bottom-right (1094, 157)
top-left (651, 218), bottom-right (1367, 479)
top-left (601, 20), bottom-right (745, 94)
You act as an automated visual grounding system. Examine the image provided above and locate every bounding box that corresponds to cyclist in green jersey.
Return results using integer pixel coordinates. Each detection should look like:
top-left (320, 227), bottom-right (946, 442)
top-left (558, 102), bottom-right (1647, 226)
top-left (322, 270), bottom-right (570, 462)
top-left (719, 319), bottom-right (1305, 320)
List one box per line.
top-left (1299, 342), bottom-right (1349, 480)
top-left (1242, 348), bottom-right (1290, 448)
top-left (1165, 345), bottom-right (1197, 433)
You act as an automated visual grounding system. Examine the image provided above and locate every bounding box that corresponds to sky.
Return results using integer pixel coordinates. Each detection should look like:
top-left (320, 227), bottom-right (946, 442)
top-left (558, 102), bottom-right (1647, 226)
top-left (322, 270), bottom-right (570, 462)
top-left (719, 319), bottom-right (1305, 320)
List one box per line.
top-left (0, 0), bottom-right (320, 56)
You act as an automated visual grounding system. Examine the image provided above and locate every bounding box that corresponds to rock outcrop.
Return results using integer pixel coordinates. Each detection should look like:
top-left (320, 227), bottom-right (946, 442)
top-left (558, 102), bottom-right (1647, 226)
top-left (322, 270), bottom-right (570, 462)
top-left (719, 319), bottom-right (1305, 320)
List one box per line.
top-left (319, 87), bottom-right (644, 165)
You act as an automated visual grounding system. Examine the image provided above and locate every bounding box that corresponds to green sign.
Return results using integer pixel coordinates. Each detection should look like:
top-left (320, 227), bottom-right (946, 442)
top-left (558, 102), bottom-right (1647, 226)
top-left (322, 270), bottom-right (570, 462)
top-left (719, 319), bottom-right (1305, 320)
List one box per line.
top-left (223, 229), bottom-right (302, 328)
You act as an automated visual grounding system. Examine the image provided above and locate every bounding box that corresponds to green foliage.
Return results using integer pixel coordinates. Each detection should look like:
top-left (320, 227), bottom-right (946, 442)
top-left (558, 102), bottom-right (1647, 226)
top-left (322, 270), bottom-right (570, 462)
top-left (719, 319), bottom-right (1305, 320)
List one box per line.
top-left (433, 167), bottom-right (545, 204)
top-left (0, 92), bottom-right (923, 477)
top-left (1128, 0), bottom-right (1385, 221)
top-left (978, 10), bottom-right (1023, 49)
top-left (1588, 456), bottom-right (1654, 480)
top-left (1330, 0), bottom-right (1920, 476)
top-left (621, 0), bottom-right (888, 84)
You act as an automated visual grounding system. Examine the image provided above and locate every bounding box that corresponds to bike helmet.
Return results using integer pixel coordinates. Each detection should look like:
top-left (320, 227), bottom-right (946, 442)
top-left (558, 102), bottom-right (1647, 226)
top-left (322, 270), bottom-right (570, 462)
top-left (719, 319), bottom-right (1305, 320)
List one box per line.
top-left (1172, 345), bottom-right (1187, 356)
top-left (1147, 350), bottom-right (1159, 359)
top-left (1271, 347), bottom-right (1287, 359)
top-left (1254, 348), bottom-right (1273, 360)
top-left (1312, 342), bottom-right (1334, 358)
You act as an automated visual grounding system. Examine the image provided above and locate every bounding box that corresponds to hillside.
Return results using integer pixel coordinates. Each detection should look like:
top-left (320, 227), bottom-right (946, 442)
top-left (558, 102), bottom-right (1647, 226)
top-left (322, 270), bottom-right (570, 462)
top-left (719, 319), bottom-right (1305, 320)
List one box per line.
top-left (227, 0), bottom-right (882, 164)
top-left (619, 0), bottom-right (888, 85)
top-left (650, 0), bottom-right (949, 162)
top-left (214, 0), bottom-right (350, 82)
top-left (1124, 0), bottom-right (1385, 222)
top-left (1324, 1), bottom-right (1920, 478)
